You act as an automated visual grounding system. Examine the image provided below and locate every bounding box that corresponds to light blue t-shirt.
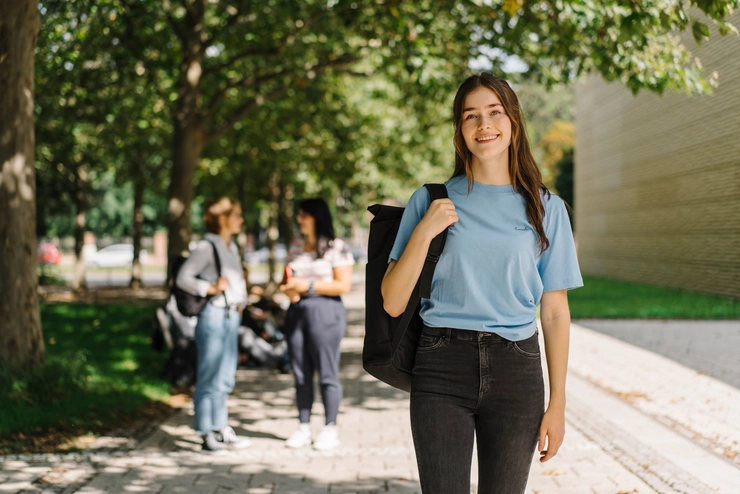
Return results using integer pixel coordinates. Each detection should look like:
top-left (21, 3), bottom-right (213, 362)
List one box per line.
top-left (389, 175), bottom-right (583, 341)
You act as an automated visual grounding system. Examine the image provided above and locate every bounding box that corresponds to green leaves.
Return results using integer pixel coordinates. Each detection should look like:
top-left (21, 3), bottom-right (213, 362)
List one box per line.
top-left (34, 0), bottom-right (739, 241)
top-left (719, 21), bottom-right (739, 35)
top-left (692, 20), bottom-right (711, 45)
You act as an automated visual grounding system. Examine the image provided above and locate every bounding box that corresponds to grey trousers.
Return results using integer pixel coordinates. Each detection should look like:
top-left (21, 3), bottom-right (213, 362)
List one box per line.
top-left (284, 296), bottom-right (346, 424)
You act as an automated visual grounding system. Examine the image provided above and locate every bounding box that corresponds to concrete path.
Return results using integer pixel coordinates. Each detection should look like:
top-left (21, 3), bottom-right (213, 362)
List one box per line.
top-left (574, 319), bottom-right (740, 390)
top-left (3, 285), bottom-right (740, 493)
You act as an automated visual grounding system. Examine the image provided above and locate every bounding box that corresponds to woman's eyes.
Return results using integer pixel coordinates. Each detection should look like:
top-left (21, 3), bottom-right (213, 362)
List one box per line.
top-left (465, 110), bottom-right (501, 120)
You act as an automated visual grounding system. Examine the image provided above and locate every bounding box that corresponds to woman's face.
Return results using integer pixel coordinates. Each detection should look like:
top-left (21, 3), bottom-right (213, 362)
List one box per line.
top-left (297, 210), bottom-right (315, 237)
top-left (460, 86), bottom-right (512, 163)
top-left (220, 205), bottom-right (243, 235)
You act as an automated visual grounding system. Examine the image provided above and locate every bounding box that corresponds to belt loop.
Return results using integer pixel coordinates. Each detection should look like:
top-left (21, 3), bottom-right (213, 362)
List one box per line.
top-left (445, 327), bottom-right (452, 342)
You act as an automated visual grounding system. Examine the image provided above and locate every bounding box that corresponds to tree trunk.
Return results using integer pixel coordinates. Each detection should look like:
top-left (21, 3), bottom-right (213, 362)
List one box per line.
top-left (281, 179), bottom-right (296, 251)
top-left (235, 168), bottom-right (249, 258)
top-left (168, 122), bottom-right (202, 259)
top-left (167, 0), bottom-right (205, 264)
top-left (72, 166), bottom-right (88, 291)
top-left (130, 167), bottom-right (145, 289)
top-left (0, 0), bottom-right (44, 369)
top-left (265, 171), bottom-right (281, 292)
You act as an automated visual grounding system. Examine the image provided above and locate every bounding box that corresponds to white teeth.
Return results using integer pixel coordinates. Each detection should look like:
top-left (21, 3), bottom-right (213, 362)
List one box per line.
top-left (476, 135), bottom-right (498, 142)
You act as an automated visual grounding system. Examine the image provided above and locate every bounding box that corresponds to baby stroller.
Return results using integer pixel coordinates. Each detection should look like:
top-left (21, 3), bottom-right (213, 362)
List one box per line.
top-left (239, 303), bottom-right (290, 372)
top-left (152, 295), bottom-right (198, 387)
top-left (152, 295), bottom-right (290, 387)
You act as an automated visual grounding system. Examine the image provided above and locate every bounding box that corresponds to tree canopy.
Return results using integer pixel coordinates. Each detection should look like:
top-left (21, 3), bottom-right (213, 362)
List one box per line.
top-left (3, 0), bottom-right (736, 368)
top-left (33, 0), bottom-right (739, 249)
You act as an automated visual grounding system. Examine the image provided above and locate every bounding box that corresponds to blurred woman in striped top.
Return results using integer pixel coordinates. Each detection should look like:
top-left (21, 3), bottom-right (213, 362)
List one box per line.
top-left (279, 198), bottom-right (355, 451)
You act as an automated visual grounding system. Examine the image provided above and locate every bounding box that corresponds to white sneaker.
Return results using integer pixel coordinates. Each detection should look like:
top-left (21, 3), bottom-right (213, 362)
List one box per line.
top-left (313, 424), bottom-right (340, 451)
top-left (285, 423), bottom-right (312, 448)
top-left (216, 426), bottom-right (252, 449)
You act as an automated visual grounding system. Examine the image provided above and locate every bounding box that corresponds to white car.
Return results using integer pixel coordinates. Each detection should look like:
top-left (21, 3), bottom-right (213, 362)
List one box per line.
top-left (86, 244), bottom-right (148, 268)
top-left (244, 244), bottom-right (288, 265)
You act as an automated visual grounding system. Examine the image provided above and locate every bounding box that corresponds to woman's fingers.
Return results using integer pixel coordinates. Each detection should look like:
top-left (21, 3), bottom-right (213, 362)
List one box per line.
top-left (422, 199), bottom-right (458, 236)
top-left (537, 427), bottom-right (547, 454)
top-left (538, 427), bottom-right (564, 462)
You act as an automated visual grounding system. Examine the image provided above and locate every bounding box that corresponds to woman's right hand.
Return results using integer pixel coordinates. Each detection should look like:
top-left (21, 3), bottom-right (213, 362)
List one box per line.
top-left (417, 198), bottom-right (458, 239)
top-left (207, 277), bottom-right (229, 295)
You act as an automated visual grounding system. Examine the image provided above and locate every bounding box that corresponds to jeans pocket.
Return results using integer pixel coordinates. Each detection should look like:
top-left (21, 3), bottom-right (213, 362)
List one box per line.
top-left (417, 334), bottom-right (445, 351)
top-left (511, 333), bottom-right (541, 359)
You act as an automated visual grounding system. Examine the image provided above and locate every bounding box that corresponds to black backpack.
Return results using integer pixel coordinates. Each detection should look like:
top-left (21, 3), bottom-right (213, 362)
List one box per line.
top-left (363, 184), bottom-right (449, 392)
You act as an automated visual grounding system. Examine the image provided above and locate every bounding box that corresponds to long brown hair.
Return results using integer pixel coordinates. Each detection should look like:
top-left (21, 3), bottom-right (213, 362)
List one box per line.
top-left (452, 72), bottom-right (551, 253)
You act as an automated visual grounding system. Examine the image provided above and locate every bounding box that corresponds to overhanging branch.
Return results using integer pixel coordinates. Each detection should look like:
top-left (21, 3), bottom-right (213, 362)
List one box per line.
top-left (203, 0), bottom-right (249, 49)
top-left (202, 52), bottom-right (358, 138)
top-left (203, 46), bottom-right (280, 76)
top-left (203, 85), bottom-right (290, 145)
top-left (202, 68), bottom-right (289, 123)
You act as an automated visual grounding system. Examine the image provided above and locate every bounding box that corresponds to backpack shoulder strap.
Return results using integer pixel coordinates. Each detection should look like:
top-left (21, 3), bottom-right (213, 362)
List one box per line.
top-left (418, 183), bottom-right (449, 299)
top-left (205, 239), bottom-right (227, 306)
top-left (205, 239), bottom-right (223, 276)
top-left (393, 184), bottom-right (449, 346)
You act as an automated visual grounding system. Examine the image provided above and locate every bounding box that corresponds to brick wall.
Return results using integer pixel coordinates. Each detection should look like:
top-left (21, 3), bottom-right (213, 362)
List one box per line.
top-left (575, 12), bottom-right (740, 299)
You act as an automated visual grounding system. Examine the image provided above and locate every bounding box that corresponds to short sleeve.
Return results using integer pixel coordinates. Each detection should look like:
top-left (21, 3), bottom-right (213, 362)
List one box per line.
top-left (538, 196), bottom-right (584, 292)
top-left (324, 239), bottom-right (355, 268)
top-left (388, 186), bottom-right (432, 262)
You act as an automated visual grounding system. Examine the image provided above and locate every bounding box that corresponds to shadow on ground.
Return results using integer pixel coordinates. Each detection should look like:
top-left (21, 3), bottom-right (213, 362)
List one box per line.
top-left (78, 458), bottom-right (420, 493)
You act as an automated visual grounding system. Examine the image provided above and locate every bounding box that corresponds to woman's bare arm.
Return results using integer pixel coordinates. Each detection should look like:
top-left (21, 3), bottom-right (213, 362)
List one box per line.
top-left (281, 265), bottom-right (353, 296)
top-left (537, 289), bottom-right (571, 462)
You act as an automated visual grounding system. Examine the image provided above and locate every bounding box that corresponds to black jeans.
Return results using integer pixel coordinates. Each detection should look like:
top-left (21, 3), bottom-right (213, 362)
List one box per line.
top-left (410, 326), bottom-right (545, 494)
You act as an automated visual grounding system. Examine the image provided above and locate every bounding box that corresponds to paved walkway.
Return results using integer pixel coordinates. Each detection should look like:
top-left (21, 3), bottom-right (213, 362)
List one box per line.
top-left (574, 319), bottom-right (740, 390)
top-left (2, 285), bottom-right (740, 493)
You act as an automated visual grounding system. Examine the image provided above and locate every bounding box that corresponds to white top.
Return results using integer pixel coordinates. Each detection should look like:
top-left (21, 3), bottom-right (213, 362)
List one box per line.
top-left (287, 238), bottom-right (355, 282)
top-left (176, 233), bottom-right (248, 307)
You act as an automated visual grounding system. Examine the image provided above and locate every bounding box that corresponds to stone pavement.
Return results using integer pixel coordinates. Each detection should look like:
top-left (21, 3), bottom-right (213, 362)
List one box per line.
top-left (2, 284), bottom-right (740, 493)
top-left (573, 319), bottom-right (740, 390)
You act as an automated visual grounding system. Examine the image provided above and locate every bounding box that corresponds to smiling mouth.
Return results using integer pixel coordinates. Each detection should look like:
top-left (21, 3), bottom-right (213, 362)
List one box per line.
top-left (475, 134), bottom-right (499, 142)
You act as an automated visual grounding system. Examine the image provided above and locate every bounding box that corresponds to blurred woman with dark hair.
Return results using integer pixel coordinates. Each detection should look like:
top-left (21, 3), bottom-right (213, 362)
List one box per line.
top-left (176, 197), bottom-right (251, 452)
top-left (280, 198), bottom-right (355, 451)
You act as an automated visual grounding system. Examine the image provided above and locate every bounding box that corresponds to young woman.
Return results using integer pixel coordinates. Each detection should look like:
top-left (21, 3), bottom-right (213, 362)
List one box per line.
top-left (280, 198), bottom-right (355, 451)
top-left (176, 197), bottom-right (251, 452)
top-left (381, 73), bottom-right (583, 493)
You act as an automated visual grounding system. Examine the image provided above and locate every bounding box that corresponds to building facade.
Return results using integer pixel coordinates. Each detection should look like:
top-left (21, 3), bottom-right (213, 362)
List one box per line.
top-left (575, 12), bottom-right (740, 299)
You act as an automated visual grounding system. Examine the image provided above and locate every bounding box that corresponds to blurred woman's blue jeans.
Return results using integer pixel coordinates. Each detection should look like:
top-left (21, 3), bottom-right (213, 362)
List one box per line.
top-left (410, 326), bottom-right (545, 494)
top-left (193, 304), bottom-right (240, 435)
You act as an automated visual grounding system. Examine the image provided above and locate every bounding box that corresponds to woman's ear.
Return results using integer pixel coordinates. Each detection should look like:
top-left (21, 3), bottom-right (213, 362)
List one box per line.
top-left (217, 214), bottom-right (228, 232)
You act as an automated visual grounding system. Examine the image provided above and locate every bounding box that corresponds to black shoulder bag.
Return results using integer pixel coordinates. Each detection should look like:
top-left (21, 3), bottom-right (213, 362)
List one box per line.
top-left (172, 240), bottom-right (223, 317)
top-left (362, 184), bottom-right (449, 392)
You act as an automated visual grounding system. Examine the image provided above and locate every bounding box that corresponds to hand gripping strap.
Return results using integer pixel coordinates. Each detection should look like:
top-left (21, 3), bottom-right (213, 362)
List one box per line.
top-left (393, 184), bottom-right (449, 350)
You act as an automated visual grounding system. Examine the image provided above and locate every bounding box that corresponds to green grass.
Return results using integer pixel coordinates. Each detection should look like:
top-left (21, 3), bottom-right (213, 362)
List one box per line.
top-left (569, 276), bottom-right (740, 319)
top-left (0, 304), bottom-right (170, 439)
